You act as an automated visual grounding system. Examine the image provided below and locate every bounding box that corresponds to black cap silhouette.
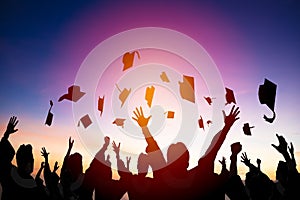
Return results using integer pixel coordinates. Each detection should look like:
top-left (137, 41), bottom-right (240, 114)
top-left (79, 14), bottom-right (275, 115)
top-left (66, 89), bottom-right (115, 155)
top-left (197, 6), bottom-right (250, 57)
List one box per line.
top-left (258, 79), bottom-right (277, 123)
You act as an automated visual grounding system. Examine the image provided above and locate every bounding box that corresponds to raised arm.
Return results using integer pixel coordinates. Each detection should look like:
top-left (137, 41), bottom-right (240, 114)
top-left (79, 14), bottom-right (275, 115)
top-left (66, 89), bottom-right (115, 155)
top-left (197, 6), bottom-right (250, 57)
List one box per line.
top-left (112, 141), bottom-right (131, 179)
top-left (41, 147), bottom-right (52, 187)
top-left (229, 142), bottom-right (242, 176)
top-left (35, 162), bottom-right (45, 187)
top-left (240, 152), bottom-right (258, 172)
top-left (200, 106), bottom-right (240, 172)
top-left (132, 106), bottom-right (166, 171)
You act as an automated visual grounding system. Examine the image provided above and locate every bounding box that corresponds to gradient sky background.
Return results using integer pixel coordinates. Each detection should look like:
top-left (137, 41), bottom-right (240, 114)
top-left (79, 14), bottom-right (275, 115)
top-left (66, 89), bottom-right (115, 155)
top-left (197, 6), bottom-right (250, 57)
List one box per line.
top-left (1, 0), bottom-right (300, 183)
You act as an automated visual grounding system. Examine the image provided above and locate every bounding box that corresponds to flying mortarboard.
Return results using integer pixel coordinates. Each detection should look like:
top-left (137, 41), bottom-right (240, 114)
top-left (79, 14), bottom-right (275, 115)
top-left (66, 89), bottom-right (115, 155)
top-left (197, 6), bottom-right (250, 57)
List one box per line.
top-left (45, 100), bottom-right (53, 126)
top-left (179, 75), bottom-right (195, 103)
top-left (113, 118), bottom-right (126, 128)
top-left (204, 97), bottom-right (215, 105)
top-left (145, 86), bottom-right (155, 108)
top-left (225, 88), bottom-right (236, 105)
top-left (207, 120), bottom-right (212, 126)
top-left (198, 116), bottom-right (205, 131)
top-left (58, 85), bottom-right (85, 102)
top-left (160, 72), bottom-right (170, 83)
top-left (116, 84), bottom-right (131, 108)
top-left (78, 114), bottom-right (92, 129)
top-left (122, 51), bottom-right (140, 71)
top-left (164, 111), bottom-right (175, 119)
top-left (98, 96), bottom-right (104, 116)
top-left (258, 78), bottom-right (277, 123)
top-left (243, 123), bottom-right (255, 136)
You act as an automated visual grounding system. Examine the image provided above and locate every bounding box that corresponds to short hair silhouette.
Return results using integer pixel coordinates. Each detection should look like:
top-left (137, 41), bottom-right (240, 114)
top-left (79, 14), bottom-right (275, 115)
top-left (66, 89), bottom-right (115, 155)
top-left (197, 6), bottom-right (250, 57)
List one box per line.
top-left (16, 144), bottom-right (34, 174)
top-left (68, 152), bottom-right (83, 180)
top-left (167, 142), bottom-right (189, 172)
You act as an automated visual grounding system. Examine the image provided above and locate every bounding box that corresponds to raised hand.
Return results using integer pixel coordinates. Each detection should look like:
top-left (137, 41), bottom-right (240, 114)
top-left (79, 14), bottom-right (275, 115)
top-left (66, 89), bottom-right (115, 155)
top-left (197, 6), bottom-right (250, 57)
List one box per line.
top-left (288, 142), bottom-right (294, 156)
top-left (112, 141), bottom-right (121, 158)
top-left (256, 158), bottom-right (261, 170)
top-left (41, 162), bottom-right (45, 169)
top-left (41, 147), bottom-right (50, 159)
top-left (241, 152), bottom-right (251, 167)
top-left (219, 157), bottom-right (226, 167)
top-left (132, 106), bottom-right (151, 128)
top-left (68, 137), bottom-right (74, 150)
top-left (223, 105), bottom-right (240, 127)
top-left (53, 161), bottom-right (59, 172)
top-left (231, 142), bottom-right (242, 156)
top-left (271, 134), bottom-right (288, 154)
top-left (126, 156), bottom-right (131, 170)
top-left (4, 116), bottom-right (19, 138)
top-left (105, 154), bottom-right (111, 166)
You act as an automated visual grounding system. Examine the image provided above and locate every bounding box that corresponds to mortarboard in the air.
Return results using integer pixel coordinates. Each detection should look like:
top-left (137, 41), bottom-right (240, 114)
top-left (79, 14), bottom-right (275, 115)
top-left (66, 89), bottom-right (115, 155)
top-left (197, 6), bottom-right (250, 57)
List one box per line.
top-left (45, 100), bottom-right (53, 126)
top-left (179, 75), bottom-right (195, 103)
top-left (204, 97), bottom-right (215, 105)
top-left (165, 111), bottom-right (175, 118)
top-left (58, 85), bottom-right (85, 102)
top-left (116, 84), bottom-right (131, 107)
top-left (160, 72), bottom-right (170, 83)
top-left (145, 86), bottom-right (155, 108)
top-left (78, 114), bottom-right (92, 129)
top-left (207, 120), bottom-right (212, 126)
top-left (122, 51), bottom-right (140, 71)
top-left (258, 78), bottom-right (277, 123)
top-left (243, 123), bottom-right (255, 136)
top-left (225, 87), bottom-right (236, 105)
top-left (98, 96), bottom-right (104, 116)
top-left (198, 116), bottom-right (205, 131)
top-left (113, 118), bottom-right (126, 128)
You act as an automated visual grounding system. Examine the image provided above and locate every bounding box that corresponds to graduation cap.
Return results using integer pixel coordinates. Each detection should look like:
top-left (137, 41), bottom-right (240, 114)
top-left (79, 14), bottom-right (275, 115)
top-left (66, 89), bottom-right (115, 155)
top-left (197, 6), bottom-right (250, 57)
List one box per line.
top-left (164, 111), bottom-right (175, 118)
top-left (122, 51), bottom-right (140, 71)
top-left (179, 75), bottom-right (195, 103)
top-left (78, 114), bottom-right (92, 129)
top-left (45, 100), bottom-right (53, 126)
top-left (258, 79), bottom-right (277, 123)
top-left (112, 118), bottom-right (126, 128)
top-left (231, 142), bottom-right (242, 153)
top-left (207, 120), bottom-right (212, 126)
top-left (145, 86), bottom-right (155, 107)
top-left (204, 97), bottom-right (215, 105)
top-left (58, 85), bottom-right (85, 102)
top-left (225, 87), bottom-right (236, 105)
top-left (116, 84), bottom-right (131, 107)
top-left (160, 71), bottom-right (170, 83)
top-left (243, 123), bottom-right (255, 136)
top-left (98, 96), bottom-right (104, 116)
top-left (198, 116), bottom-right (205, 131)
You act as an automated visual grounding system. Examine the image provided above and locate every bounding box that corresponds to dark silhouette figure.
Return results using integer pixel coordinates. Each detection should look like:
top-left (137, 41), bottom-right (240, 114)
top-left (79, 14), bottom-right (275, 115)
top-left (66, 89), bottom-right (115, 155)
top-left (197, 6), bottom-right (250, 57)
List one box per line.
top-left (112, 141), bottom-right (154, 200)
top-left (82, 136), bottom-right (126, 200)
top-left (0, 116), bottom-right (47, 200)
top-left (41, 147), bottom-right (63, 200)
top-left (241, 152), bottom-right (273, 200)
top-left (132, 105), bottom-right (240, 199)
top-left (270, 134), bottom-right (300, 200)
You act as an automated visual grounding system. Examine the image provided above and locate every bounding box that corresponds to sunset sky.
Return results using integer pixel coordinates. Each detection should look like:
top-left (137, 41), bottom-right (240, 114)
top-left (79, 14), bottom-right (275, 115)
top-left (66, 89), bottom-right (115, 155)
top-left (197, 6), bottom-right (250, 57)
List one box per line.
top-left (1, 0), bottom-right (300, 182)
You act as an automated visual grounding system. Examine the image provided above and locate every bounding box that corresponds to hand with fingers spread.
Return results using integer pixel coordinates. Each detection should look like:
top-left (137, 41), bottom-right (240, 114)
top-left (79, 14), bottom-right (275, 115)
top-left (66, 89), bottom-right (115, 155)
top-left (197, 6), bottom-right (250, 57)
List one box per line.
top-left (112, 141), bottom-right (121, 158)
top-left (126, 156), bottom-right (131, 170)
top-left (132, 107), bottom-right (151, 128)
top-left (41, 147), bottom-right (50, 160)
top-left (223, 105), bottom-right (240, 127)
top-left (4, 116), bottom-right (19, 139)
top-left (53, 161), bottom-right (59, 173)
top-left (271, 134), bottom-right (288, 154)
top-left (241, 152), bottom-right (251, 167)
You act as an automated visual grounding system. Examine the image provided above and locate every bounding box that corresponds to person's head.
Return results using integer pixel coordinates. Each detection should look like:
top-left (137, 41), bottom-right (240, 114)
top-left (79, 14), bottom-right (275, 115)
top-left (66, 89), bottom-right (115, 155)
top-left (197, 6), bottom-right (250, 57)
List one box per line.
top-left (167, 142), bottom-right (189, 174)
top-left (276, 161), bottom-right (288, 184)
top-left (16, 144), bottom-right (34, 176)
top-left (137, 153), bottom-right (149, 177)
top-left (67, 152), bottom-right (83, 180)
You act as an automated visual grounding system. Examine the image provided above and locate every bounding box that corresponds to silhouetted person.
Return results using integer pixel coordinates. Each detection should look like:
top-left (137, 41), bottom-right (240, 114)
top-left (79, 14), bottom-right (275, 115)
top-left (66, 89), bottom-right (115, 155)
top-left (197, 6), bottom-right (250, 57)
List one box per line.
top-left (241, 152), bottom-right (273, 200)
top-left (132, 105), bottom-right (240, 199)
top-left (83, 136), bottom-right (126, 200)
top-left (0, 116), bottom-right (47, 200)
top-left (224, 142), bottom-right (248, 200)
top-left (41, 147), bottom-right (63, 200)
top-left (270, 134), bottom-right (300, 200)
top-left (112, 141), bottom-right (155, 200)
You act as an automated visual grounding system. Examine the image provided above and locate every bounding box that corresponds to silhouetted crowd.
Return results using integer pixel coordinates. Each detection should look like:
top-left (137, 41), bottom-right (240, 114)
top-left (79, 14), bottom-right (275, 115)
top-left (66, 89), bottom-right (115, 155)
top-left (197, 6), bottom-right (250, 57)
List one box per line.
top-left (0, 106), bottom-right (299, 200)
